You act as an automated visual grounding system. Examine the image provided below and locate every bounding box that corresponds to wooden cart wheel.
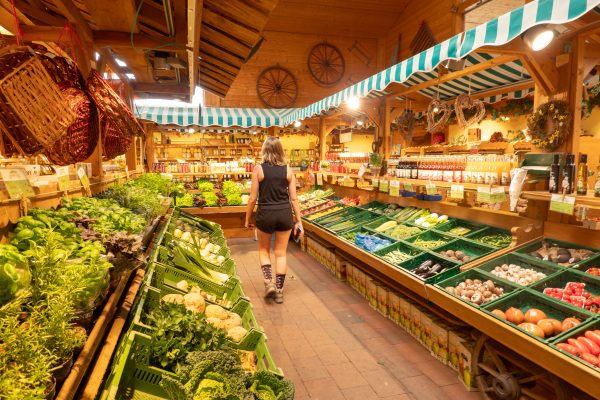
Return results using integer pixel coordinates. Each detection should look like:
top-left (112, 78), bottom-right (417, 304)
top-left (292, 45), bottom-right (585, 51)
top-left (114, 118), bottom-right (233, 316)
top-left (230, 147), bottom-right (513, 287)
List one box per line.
top-left (308, 42), bottom-right (345, 86)
top-left (473, 334), bottom-right (568, 400)
top-left (256, 66), bottom-right (298, 108)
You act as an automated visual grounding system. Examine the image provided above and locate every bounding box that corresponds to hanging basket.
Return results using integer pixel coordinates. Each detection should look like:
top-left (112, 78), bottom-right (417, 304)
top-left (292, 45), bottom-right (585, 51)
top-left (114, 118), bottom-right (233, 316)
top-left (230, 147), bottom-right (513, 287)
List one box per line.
top-left (44, 86), bottom-right (99, 165)
top-left (0, 46), bottom-right (76, 156)
top-left (102, 117), bottom-right (132, 161)
top-left (87, 69), bottom-right (144, 138)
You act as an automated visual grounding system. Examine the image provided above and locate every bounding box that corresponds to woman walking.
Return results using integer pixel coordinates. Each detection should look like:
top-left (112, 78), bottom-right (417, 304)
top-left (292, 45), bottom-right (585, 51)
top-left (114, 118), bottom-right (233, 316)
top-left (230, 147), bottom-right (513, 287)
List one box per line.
top-left (245, 136), bottom-right (303, 304)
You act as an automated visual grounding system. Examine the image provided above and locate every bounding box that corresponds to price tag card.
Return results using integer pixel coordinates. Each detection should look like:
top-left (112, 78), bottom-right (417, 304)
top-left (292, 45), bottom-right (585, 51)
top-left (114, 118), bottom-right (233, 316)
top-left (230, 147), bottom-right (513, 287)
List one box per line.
top-left (358, 164), bottom-right (366, 179)
top-left (77, 167), bottom-right (91, 195)
top-left (125, 165), bottom-right (130, 179)
top-left (379, 179), bottom-right (389, 193)
top-left (450, 185), bottom-right (464, 200)
top-left (343, 177), bottom-right (355, 187)
top-left (476, 186), bottom-right (492, 203)
top-left (316, 173), bottom-right (323, 186)
top-left (0, 168), bottom-right (35, 199)
top-left (403, 181), bottom-right (414, 192)
top-left (56, 166), bottom-right (70, 192)
top-left (491, 186), bottom-right (507, 203)
top-left (425, 183), bottom-right (437, 195)
top-left (372, 177), bottom-right (379, 189)
top-left (550, 194), bottom-right (576, 215)
top-left (390, 180), bottom-right (400, 197)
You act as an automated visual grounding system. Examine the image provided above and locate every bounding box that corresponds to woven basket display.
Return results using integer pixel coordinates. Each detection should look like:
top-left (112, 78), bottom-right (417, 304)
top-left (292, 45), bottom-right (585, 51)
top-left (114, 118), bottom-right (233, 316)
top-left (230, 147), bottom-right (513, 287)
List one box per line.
top-left (0, 46), bottom-right (75, 156)
top-left (87, 69), bottom-right (144, 138)
top-left (102, 117), bottom-right (132, 161)
top-left (44, 86), bottom-right (99, 166)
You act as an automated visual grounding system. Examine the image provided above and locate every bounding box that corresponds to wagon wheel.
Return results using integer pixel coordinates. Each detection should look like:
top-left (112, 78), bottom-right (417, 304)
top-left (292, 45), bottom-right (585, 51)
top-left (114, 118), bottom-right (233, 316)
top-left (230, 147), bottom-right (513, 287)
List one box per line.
top-left (256, 66), bottom-right (298, 108)
top-left (473, 334), bottom-right (568, 400)
top-left (308, 42), bottom-right (345, 86)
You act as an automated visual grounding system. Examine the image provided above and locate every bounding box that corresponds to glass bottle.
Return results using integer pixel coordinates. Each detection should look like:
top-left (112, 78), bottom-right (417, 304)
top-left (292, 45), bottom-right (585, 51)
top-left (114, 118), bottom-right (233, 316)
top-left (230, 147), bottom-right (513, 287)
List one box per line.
top-left (576, 154), bottom-right (588, 195)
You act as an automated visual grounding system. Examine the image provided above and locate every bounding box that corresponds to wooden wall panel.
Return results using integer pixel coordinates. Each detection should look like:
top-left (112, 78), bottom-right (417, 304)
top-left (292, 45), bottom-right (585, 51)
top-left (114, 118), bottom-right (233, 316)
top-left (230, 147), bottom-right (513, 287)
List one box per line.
top-left (219, 31), bottom-right (378, 108)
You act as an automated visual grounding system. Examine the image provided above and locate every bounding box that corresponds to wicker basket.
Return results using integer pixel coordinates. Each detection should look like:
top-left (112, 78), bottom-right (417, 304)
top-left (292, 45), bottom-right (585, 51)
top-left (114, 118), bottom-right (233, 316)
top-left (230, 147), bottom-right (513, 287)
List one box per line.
top-left (87, 69), bottom-right (144, 138)
top-left (0, 46), bottom-right (75, 156)
top-left (102, 117), bottom-right (132, 161)
top-left (45, 86), bottom-right (99, 165)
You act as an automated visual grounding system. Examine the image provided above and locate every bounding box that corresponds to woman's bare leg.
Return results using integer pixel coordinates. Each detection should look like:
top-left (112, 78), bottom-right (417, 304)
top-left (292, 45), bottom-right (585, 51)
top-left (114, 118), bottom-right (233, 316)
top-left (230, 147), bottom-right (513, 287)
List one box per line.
top-left (273, 230), bottom-right (292, 303)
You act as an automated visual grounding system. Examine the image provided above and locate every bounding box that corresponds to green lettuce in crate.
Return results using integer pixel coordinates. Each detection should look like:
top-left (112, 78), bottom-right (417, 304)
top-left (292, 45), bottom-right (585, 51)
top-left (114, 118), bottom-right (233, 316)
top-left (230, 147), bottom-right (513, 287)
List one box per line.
top-left (197, 180), bottom-right (215, 192)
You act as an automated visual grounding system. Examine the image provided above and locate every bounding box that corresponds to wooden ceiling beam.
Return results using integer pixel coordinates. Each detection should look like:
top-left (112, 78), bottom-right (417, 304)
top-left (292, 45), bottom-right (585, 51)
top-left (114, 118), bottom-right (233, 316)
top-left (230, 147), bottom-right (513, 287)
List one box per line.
top-left (132, 82), bottom-right (187, 95)
top-left (199, 73), bottom-right (229, 92)
top-left (201, 24), bottom-right (251, 58)
top-left (200, 40), bottom-right (244, 67)
top-left (202, 8), bottom-right (259, 47)
top-left (199, 59), bottom-right (236, 79)
top-left (519, 53), bottom-right (558, 96)
top-left (187, 0), bottom-right (202, 100)
top-left (199, 52), bottom-right (240, 74)
top-left (93, 30), bottom-right (183, 51)
top-left (386, 55), bottom-right (520, 98)
top-left (13, 0), bottom-right (66, 26)
top-left (198, 80), bottom-right (226, 97)
top-left (52, 0), bottom-right (93, 43)
top-left (200, 67), bottom-right (233, 85)
top-left (206, 0), bottom-right (268, 32)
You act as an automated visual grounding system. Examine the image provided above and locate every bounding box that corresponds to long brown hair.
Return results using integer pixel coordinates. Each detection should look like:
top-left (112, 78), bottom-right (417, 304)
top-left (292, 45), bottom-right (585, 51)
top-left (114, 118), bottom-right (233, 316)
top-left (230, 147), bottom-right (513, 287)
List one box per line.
top-left (261, 136), bottom-right (286, 166)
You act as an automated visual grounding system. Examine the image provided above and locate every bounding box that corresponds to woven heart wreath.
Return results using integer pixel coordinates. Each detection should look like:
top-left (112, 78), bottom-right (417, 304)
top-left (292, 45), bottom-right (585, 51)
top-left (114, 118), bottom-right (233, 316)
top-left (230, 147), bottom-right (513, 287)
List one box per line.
top-left (455, 93), bottom-right (486, 129)
top-left (426, 98), bottom-right (451, 133)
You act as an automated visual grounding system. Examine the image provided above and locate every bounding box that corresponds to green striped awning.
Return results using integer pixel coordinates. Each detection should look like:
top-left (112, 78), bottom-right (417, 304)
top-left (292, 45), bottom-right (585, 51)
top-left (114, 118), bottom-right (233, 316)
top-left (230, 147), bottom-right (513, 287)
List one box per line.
top-left (135, 105), bottom-right (297, 127)
top-left (282, 0), bottom-right (600, 125)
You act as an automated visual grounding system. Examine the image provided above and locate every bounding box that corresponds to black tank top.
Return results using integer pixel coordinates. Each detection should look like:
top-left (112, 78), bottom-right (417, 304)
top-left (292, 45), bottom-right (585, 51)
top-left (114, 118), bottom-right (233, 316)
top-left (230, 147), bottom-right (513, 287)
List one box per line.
top-left (258, 164), bottom-right (290, 210)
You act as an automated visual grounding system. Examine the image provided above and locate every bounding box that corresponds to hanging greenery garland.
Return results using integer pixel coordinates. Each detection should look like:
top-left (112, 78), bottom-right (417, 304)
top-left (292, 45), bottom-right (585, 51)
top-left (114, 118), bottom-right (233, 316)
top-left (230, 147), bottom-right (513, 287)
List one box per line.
top-left (526, 100), bottom-right (570, 151)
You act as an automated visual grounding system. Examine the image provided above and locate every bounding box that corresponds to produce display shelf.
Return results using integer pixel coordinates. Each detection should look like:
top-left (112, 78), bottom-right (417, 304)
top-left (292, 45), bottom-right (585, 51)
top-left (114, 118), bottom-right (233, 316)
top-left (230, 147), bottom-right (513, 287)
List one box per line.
top-left (177, 205), bottom-right (249, 214)
top-left (522, 191), bottom-right (600, 207)
top-left (381, 179), bottom-right (509, 191)
top-left (303, 220), bottom-right (600, 399)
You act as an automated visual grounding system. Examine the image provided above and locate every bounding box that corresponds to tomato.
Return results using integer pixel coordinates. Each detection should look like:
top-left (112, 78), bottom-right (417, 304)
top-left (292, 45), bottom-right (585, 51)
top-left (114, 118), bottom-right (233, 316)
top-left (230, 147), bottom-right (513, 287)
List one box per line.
top-left (557, 343), bottom-right (581, 357)
top-left (578, 337), bottom-right (600, 355)
top-left (562, 317), bottom-right (582, 332)
top-left (585, 331), bottom-right (600, 346)
top-left (569, 338), bottom-right (590, 354)
top-left (580, 353), bottom-right (600, 366)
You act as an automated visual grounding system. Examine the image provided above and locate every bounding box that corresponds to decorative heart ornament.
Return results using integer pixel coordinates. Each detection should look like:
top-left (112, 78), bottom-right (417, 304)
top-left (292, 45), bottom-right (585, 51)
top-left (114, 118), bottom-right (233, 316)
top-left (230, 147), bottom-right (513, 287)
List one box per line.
top-left (455, 93), bottom-right (486, 129)
top-left (426, 98), bottom-right (451, 133)
top-left (396, 109), bottom-right (415, 142)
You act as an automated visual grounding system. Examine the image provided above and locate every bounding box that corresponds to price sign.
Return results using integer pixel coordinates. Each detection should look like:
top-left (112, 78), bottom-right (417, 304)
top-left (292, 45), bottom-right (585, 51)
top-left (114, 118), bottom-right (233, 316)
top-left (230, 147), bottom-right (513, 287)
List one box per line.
top-left (0, 168), bottom-right (35, 199)
top-left (358, 164), bottom-right (366, 179)
top-left (56, 166), bottom-right (70, 192)
top-left (372, 177), bottom-right (379, 189)
top-left (476, 186), bottom-right (492, 203)
top-left (379, 179), bottom-right (389, 193)
top-left (77, 167), bottom-right (91, 196)
top-left (491, 187), bottom-right (507, 203)
top-left (343, 177), bottom-right (355, 187)
top-left (390, 180), bottom-right (400, 197)
top-left (403, 181), bottom-right (414, 192)
top-left (450, 185), bottom-right (464, 200)
top-left (316, 173), bottom-right (323, 186)
top-left (425, 183), bottom-right (437, 195)
top-left (550, 194), bottom-right (576, 215)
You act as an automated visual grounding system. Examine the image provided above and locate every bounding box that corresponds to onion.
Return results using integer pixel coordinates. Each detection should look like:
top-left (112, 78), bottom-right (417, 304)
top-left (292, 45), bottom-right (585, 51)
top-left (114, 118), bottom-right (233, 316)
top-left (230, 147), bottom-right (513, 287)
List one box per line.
top-left (547, 319), bottom-right (563, 334)
top-left (524, 308), bottom-right (547, 324)
top-left (518, 322), bottom-right (545, 338)
top-left (562, 317), bottom-right (582, 332)
top-left (491, 309), bottom-right (506, 319)
top-left (505, 307), bottom-right (524, 324)
top-left (537, 319), bottom-right (556, 336)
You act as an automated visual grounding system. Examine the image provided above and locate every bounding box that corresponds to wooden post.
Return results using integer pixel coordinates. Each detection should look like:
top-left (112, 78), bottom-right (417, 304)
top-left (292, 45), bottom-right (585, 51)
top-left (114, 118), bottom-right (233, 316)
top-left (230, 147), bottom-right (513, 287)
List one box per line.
top-left (383, 98), bottom-right (392, 159)
top-left (318, 117), bottom-right (326, 160)
top-left (567, 34), bottom-right (585, 157)
top-left (145, 124), bottom-right (155, 171)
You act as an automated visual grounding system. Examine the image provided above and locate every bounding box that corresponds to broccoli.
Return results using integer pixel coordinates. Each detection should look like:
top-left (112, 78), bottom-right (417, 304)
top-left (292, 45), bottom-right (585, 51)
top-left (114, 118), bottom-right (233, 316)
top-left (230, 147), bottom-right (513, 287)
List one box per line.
top-left (247, 371), bottom-right (295, 400)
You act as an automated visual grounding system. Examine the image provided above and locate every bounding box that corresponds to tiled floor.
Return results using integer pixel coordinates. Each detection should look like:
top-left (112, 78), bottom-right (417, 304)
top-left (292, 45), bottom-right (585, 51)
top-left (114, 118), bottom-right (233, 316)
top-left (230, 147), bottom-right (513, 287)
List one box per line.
top-left (228, 238), bottom-right (482, 400)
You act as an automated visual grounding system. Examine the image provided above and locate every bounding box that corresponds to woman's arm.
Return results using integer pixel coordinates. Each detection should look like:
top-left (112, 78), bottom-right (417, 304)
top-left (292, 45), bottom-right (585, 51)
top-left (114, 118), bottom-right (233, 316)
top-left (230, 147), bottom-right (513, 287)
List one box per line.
top-left (244, 166), bottom-right (260, 228)
top-left (288, 167), bottom-right (303, 237)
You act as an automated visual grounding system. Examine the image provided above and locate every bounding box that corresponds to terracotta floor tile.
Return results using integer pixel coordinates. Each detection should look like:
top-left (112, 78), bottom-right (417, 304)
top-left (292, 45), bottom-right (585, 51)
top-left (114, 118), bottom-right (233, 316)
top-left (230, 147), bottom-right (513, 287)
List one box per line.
top-left (400, 375), bottom-right (451, 400)
top-left (415, 359), bottom-right (461, 387)
top-left (440, 382), bottom-right (481, 399)
top-left (303, 328), bottom-right (337, 347)
top-left (361, 369), bottom-right (407, 397)
top-left (344, 348), bottom-right (385, 372)
top-left (292, 356), bottom-right (331, 381)
top-left (326, 362), bottom-right (369, 389)
top-left (341, 385), bottom-right (379, 400)
top-left (313, 344), bottom-right (349, 366)
top-left (305, 377), bottom-right (345, 400)
top-left (381, 394), bottom-right (415, 400)
top-left (392, 341), bottom-right (436, 364)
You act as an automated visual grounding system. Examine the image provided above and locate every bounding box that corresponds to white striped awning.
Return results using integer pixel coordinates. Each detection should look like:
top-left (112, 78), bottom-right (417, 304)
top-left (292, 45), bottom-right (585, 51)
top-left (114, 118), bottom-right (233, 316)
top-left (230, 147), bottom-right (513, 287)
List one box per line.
top-left (135, 105), bottom-right (298, 128)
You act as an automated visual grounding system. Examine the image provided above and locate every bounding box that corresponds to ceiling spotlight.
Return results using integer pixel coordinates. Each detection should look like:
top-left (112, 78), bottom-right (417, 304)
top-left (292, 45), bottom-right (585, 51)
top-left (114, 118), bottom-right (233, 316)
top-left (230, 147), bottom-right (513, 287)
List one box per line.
top-left (115, 58), bottom-right (127, 67)
top-left (347, 96), bottom-right (360, 110)
top-left (293, 120), bottom-right (302, 128)
top-left (188, 128), bottom-right (195, 133)
top-left (356, 120), bottom-right (364, 126)
top-left (523, 25), bottom-right (556, 51)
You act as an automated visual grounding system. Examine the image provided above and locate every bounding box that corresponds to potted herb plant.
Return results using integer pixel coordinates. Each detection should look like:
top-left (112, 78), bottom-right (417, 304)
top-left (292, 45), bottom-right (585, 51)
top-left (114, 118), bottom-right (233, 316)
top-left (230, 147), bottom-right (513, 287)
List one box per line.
top-left (369, 152), bottom-right (383, 176)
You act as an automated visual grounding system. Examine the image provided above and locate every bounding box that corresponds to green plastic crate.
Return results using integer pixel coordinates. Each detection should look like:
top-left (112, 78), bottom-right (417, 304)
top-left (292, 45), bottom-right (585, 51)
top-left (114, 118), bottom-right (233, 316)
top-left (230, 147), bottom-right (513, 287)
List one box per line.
top-left (310, 206), bottom-right (359, 225)
top-left (392, 207), bottom-right (422, 222)
top-left (530, 269), bottom-right (600, 316)
top-left (379, 224), bottom-right (424, 241)
top-left (572, 253), bottom-right (600, 275)
top-left (357, 201), bottom-right (391, 213)
top-left (150, 261), bottom-right (244, 301)
top-left (434, 239), bottom-right (495, 265)
top-left (353, 233), bottom-right (396, 253)
top-left (434, 219), bottom-right (486, 237)
top-left (374, 241), bottom-right (423, 266)
top-left (338, 226), bottom-right (376, 242)
top-left (130, 285), bottom-right (261, 343)
top-left (482, 289), bottom-right (594, 343)
top-left (99, 329), bottom-right (281, 400)
top-left (475, 253), bottom-right (564, 287)
top-left (435, 268), bottom-right (522, 308)
top-left (304, 204), bottom-right (349, 223)
top-left (397, 252), bottom-right (460, 283)
top-left (361, 216), bottom-right (396, 232)
top-left (168, 212), bottom-right (223, 235)
top-left (325, 212), bottom-right (379, 233)
top-left (466, 227), bottom-right (512, 248)
top-left (548, 319), bottom-right (600, 370)
top-left (405, 230), bottom-right (456, 251)
top-left (156, 242), bottom-right (236, 276)
top-left (515, 238), bottom-right (599, 267)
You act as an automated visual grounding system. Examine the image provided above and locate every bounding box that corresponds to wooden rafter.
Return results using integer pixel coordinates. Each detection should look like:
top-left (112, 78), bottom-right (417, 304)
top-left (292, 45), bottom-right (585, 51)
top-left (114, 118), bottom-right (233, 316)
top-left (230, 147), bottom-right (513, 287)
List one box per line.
top-left (202, 7), bottom-right (259, 47)
top-left (13, 0), bottom-right (65, 26)
top-left (187, 0), bottom-right (202, 100)
top-left (519, 52), bottom-right (558, 96)
top-left (133, 82), bottom-right (188, 95)
top-left (52, 0), bottom-right (92, 43)
top-left (93, 30), bottom-right (182, 51)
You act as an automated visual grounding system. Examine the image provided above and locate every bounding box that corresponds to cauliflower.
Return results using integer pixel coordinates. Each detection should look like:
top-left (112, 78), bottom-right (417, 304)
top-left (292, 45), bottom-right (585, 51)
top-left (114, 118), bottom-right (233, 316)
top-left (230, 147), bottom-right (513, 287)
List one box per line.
top-left (206, 317), bottom-right (226, 329)
top-left (227, 326), bottom-right (247, 342)
top-left (161, 293), bottom-right (184, 304)
top-left (183, 292), bottom-right (206, 313)
top-left (176, 280), bottom-right (189, 292)
top-left (205, 304), bottom-right (227, 319)
top-left (222, 313), bottom-right (242, 330)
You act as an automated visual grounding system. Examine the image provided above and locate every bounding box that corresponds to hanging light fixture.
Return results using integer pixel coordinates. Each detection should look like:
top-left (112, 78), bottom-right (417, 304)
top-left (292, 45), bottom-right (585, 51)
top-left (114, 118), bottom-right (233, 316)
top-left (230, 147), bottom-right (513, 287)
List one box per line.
top-left (347, 96), bottom-right (360, 110)
top-left (356, 120), bottom-right (364, 126)
top-left (523, 25), bottom-right (556, 51)
top-left (293, 120), bottom-right (302, 128)
top-left (188, 128), bottom-right (195, 133)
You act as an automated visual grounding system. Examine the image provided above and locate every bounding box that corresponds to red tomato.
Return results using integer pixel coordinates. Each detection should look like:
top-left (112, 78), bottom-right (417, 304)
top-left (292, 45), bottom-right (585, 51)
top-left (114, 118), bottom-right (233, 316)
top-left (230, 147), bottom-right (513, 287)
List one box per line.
top-left (578, 337), bottom-right (600, 355)
top-left (580, 353), bottom-right (600, 366)
top-left (569, 338), bottom-right (590, 354)
top-left (585, 331), bottom-right (600, 346)
top-left (557, 343), bottom-right (581, 357)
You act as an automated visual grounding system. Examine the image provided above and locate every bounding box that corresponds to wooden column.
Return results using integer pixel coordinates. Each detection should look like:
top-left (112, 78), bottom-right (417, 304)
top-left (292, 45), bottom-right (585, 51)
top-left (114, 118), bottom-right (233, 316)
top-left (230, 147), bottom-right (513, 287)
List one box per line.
top-left (383, 98), bottom-right (392, 158)
top-left (567, 34), bottom-right (585, 157)
top-left (145, 124), bottom-right (156, 171)
top-left (318, 117), bottom-right (326, 160)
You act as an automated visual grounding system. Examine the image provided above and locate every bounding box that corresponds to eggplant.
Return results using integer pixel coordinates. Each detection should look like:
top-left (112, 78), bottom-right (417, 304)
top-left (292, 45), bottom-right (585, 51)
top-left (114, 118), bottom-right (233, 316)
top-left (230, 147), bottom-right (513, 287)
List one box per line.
top-left (418, 259), bottom-right (434, 270)
top-left (555, 254), bottom-right (571, 263)
top-left (430, 263), bottom-right (444, 274)
top-left (569, 257), bottom-right (581, 264)
top-left (414, 266), bottom-right (430, 274)
top-left (420, 271), bottom-right (437, 279)
top-left (557, 248), bottom-right (571, 256)
top-left (529, 251), bottom-right (543, 259)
